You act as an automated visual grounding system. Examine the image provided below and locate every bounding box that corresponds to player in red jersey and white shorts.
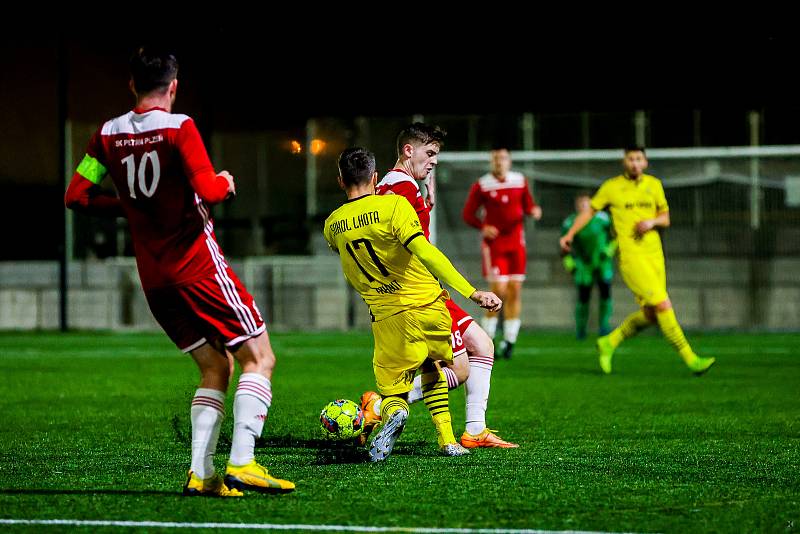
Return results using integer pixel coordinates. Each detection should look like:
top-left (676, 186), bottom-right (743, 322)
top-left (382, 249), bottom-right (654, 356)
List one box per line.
top-left (361, 124), bottom-right (518, 449)
top-left (463, 148), bottom-right (542, 359)
top-left (65, 47), bottom-right (294, 497)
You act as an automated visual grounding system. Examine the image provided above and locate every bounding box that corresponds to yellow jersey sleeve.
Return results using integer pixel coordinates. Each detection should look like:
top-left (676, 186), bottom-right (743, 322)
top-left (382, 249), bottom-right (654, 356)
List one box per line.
top-left (406, 238), bottom-right (476, 299)
top-left (590, 181), bottom-right (611, 211)
top-left (390, 196), bottom-right (425, 248)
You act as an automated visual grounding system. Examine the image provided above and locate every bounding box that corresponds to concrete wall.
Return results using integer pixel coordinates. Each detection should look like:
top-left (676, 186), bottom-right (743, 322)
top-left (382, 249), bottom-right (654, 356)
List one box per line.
top-left (0, 258), bottom-right (349, 332)
top-left (1, 254), bottom-right (799, 332)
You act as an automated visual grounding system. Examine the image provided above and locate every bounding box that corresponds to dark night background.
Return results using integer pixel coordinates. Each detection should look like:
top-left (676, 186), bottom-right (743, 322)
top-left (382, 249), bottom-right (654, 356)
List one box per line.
top-left (2, 27), bottom-right (798, 260)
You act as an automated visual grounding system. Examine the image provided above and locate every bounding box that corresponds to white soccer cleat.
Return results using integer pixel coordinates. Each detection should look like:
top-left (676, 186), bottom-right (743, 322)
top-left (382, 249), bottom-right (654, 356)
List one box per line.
top-left (368, 409), bottom-right (407, 462)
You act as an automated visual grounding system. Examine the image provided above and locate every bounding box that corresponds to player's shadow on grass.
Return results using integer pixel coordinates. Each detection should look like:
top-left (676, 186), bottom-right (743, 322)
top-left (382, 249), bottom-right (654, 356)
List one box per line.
top-left (0, 489), bottom-right (178, 496)
top-left (172, 418), bottom-right (430, 464)
top-left (252, 434), bottom-right (370, 464)
top-left (253, 434), bottom-right (429, 464)
top-left (310, 441), bottom-right (430, 465)
top-left (314, 442), bottom-right (370, 464)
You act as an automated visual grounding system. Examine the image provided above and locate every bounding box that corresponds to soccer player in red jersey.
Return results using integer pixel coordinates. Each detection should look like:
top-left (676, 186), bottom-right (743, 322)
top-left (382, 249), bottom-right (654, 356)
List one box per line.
top-left (65, 47), bottom-right (294, 497)
top-left (361, 124), bottom-right (518, 449)
top-left (463, 148), bottom-right (542, 359)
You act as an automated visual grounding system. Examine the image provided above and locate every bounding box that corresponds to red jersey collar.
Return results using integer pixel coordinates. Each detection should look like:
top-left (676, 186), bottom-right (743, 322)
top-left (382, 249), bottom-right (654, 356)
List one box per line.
top-left (133, 106), bottom-right (168, 114)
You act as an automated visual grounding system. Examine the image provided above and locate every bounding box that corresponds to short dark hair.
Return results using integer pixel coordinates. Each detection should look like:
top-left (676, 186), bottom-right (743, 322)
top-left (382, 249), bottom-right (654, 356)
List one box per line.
top-left (338, 147), bottom-right (376, 187)
top-left (130, 46), bottom-right (179, 95)
top-left (575, 190), bottom-right (592, 200)
top-left (396, 123), bottom-right (447, 157)
top-left (624, 146), bottom-right (647, 156)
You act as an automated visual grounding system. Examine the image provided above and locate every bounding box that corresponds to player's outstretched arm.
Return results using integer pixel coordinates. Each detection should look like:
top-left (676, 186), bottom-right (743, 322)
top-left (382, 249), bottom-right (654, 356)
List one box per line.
top-left (468, 290), bottom-right (502, 312)
top-left (559, 208), bottom-right (596, 253)
top-left (406, 237), bottom-right (476, 299)
top-left (407, 237), bottom-right (502, 311)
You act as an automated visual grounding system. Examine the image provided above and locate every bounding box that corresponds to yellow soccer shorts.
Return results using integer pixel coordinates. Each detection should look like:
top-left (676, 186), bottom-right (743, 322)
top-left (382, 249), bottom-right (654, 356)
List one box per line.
top-left (371, 295), bottom-right (453, 395)
top-left (619, 252), bottom-right (669, 307)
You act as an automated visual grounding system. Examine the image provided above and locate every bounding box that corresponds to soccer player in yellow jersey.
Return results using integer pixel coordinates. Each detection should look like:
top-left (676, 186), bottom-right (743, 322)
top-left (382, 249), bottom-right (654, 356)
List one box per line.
top-left (324, 147), bottom-right (502, 461)
top-left (560, 147), bottom-right (715, 376)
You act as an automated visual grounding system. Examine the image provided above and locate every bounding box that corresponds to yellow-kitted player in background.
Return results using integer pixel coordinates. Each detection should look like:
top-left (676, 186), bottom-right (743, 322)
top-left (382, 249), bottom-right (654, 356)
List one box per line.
top-left (560, 146), bottom-right (715, 376)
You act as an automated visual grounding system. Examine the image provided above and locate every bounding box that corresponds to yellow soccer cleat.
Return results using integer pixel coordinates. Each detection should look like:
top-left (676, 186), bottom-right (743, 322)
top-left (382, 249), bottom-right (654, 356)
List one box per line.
top-left (596, 334), bottom-right (615, 374)
top-left (460, 428), bottom-right (519, 449)
top-left (688, 356), bottom-right (716, 376)
top-left (224, 460), bottom-right (295, 494)
top-left (182, 471), bottom-right (243, 497)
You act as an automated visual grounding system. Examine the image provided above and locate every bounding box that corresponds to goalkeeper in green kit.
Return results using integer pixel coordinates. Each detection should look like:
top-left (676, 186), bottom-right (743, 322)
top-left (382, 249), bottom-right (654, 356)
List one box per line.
top-left (560, 192), bottom-right (616, 340)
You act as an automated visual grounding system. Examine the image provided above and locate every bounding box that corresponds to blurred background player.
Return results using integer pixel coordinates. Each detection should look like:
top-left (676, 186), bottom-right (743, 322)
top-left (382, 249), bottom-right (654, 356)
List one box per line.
top-left (559, 147), bottom-right (715, 375)
top-left (463, 148), bottom-right (542, 359)
top-left (560, 192), bottom-right (617, 340)
top-left (65, 47), bottom-right (294, 496)
top-left (324, 147), bottom-right (502, 461)
top-left (363, 123), bottom-right (518, 449)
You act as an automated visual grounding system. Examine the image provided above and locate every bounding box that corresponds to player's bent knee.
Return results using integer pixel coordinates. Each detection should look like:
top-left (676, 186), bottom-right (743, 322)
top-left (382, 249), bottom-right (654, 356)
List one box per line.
top-left (464, 323), bottom-right (494, 357)
top-left (450, 354), bottom-right (470, 383)
top-left (232, 333), bottom-right (276, 374)
top-left (191, 343), bottom-right (232, 389)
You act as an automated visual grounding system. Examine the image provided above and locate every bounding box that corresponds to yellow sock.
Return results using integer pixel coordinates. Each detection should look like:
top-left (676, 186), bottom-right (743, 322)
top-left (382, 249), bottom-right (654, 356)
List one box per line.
top-left (608, 310), bottom-right (652, 348)
top-left (380, 395), bottom-right (409, 420)
top-left (431, 412), bottom-right (455, 448)
top-left (421, 369), bottom-right (456, 447)
top-left (656, 308), bottom-right (696, 364)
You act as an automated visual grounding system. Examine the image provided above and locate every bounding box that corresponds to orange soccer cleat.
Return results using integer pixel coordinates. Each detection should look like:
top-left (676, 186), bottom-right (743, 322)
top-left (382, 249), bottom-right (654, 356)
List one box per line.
top-left (460, 428), bottom-right (519, 449)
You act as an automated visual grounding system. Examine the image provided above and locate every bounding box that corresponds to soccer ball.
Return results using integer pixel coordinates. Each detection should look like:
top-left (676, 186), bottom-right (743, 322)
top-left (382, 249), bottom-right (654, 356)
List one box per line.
top-left (319, 399), bottom-right (365, 441)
